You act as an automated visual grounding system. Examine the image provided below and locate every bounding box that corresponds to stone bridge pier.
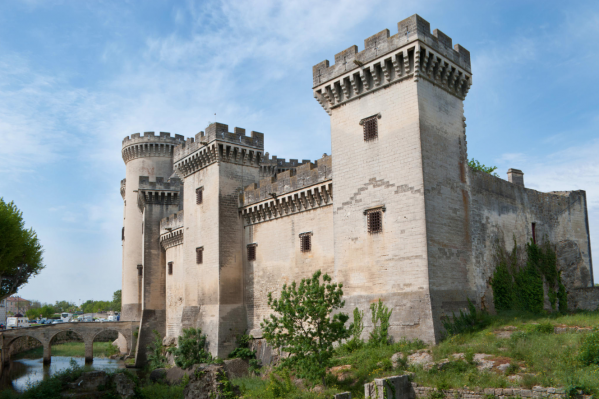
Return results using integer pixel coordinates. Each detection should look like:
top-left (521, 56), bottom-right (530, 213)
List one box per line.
top-left (0, 321), bottom-right (137, 367)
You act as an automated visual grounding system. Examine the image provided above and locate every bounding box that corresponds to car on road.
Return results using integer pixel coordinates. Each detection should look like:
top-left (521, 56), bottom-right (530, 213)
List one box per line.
top-left (51, 320), bottom-right (64, 324)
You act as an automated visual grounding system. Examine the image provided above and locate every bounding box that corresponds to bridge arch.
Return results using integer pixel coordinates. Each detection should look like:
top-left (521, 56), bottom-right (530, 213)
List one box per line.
top-left (0, 322), bottom-right (136, 367)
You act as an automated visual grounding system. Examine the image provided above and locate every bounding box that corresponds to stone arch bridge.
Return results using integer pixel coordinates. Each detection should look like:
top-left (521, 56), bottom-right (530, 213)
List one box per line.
top-left (0, 322), bottom-right (137, 366)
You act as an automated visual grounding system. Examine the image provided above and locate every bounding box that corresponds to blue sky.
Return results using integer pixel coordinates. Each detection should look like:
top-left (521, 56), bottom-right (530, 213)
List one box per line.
top-left (1, 0), bottom-right (598, 304)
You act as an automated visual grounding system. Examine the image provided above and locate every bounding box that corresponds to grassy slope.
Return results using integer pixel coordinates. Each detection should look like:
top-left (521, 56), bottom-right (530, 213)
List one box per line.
top-left (234, 311), bottom-right (599, 399)
top-left (13, 342), bottom-right (119, 359)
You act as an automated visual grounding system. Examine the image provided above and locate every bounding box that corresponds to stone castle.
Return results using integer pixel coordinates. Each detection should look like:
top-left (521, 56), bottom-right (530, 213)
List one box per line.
top-left (120, 15), bottom-right (596, 363)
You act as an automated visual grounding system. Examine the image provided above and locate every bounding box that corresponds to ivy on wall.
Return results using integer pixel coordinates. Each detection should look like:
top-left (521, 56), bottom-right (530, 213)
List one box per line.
top-left (491, 239), bottom-right (567, 313)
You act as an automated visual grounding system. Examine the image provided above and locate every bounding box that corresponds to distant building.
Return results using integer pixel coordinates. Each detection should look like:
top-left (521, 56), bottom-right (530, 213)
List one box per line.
top-left (6, 296), bottom-right (31, 316)
top-left (0, 299), bottom-right (6, 325)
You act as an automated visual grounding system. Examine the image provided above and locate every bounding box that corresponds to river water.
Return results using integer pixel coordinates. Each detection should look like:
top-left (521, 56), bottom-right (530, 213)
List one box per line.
top-left (0, 356), bottom-right (126, 392)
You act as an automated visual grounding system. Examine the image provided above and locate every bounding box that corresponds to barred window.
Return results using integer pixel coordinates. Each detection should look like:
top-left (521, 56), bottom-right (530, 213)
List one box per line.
top-left (122, 227), bottom-right (125, 241)
top-left (137, 265), bottom-right (143, 277)
top-left (247, 244), bottom-right (257, 261)
top-left (362, 115), bottom-right (379, 141)
top-left (168, 262), bottom-right (173, 275)
top-left (532, 223), bottom-right (536, 245)
top-left (366, 207), bottom-right (384, 234)
top-left (196, 187), bottom-right (203, 204)
top-left (196, 247), bottom-right (203, 264)
top-left (300, 232), bottom-right (312, 253)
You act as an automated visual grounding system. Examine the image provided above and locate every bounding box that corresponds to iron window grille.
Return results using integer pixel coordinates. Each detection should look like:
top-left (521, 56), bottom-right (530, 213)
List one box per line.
top-left (168, 262), bottom-right (173, 275)
top-left (196, 187), bottom-right (203, 204)
top-left (300, 232), bottom-right (313, 253)
top-left (365, 207), bottom-right (385, 234)
top-left (360, 113), bottom-right (381, 142)
top-left (196, 247), bottom-right (204, 264)
top-left (247, 244), bottom-right (257, 261)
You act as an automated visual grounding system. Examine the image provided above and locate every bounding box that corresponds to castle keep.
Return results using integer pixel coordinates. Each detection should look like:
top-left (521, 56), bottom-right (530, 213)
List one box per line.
top-left (120, 15), bottom-right (596, 363)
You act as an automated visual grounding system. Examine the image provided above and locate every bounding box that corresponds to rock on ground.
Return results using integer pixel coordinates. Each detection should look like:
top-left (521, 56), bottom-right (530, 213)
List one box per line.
top-left (224, 358), bottom-right (250, 379)
top-left (113, 373), bottom-right (135, 398)
top-left (184, 364), bottom-right (240, 399)
top-left (67, 371), bottom-right (108, 391)
top-left (407, 351), bottom-right (434, 369)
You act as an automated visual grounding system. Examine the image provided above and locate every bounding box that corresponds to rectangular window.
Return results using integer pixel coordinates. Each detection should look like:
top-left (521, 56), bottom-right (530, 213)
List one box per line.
top-left (122, 227), bottom-right (125, 241)
top-left (532, 223), bottom-right (536, 245)
top-left (366, 208), bottom-right (384, 234)
top-left (168, 262), bottom-right (173, 275)
top-left (247, 244), bottom-right (257, 261)
top-left (300, 232), bottom-right (312, 253)
top-left (196, 247), bottom-right (203, 264)
top-left (137, 265), bottom-right (143, 277)
top-left (362, 115), bottom-right (379, 141)
top-left (196, 187), bottom-right (203, 204)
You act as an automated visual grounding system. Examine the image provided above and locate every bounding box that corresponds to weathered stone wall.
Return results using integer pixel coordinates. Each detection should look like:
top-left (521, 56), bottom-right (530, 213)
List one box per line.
top-left (327, 71), bottom-right (436, 344)
top-left (244, 204), bottom-right (335, 334)
top-left (417, 78), bottom-right (473, 343)
top-left (468, 171), bottom-right (595, 312)
top-left (165, 241), bottom-right (185, 340)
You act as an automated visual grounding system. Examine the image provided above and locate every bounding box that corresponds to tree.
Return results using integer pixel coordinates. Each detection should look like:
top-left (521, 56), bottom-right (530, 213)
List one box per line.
top-left (112, 289), bottom-right (122, 312)
top-left (261, 270), bottom-right (351, 386)
top-left (468, 158), bottom-right (499, 177)
top-left (0, 198), bottom-right (44, 300)
top-left (54, 300), bottom-right (76, 313)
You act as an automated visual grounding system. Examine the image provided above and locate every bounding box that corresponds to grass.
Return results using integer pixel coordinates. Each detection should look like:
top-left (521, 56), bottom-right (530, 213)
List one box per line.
top-left (235, 310), bottom-right (599, 399)
top-left (13, 342), bottom-right (120, 360)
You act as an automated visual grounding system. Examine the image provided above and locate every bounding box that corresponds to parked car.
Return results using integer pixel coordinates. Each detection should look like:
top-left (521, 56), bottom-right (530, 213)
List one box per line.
top-left (52, 320), bottom-right (64, 324)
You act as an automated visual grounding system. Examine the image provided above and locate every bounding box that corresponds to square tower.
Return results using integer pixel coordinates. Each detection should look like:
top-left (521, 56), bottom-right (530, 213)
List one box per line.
top-left (173, 123), bottom-right (264, 356)
top-left (313, 14), bottom-right (472, 343)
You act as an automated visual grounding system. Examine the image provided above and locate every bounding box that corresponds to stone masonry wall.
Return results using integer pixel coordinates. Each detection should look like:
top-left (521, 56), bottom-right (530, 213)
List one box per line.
top-left (329, 75), bottom-right (436, 344)
top-left (468, 171), bottom-right (595, 312)
top-left (244, 205), bottom-right (335, 335)
top-left (417, 78), bottom-right (474, 342)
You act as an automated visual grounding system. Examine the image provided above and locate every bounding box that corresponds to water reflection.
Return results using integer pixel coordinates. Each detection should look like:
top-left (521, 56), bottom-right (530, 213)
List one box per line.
top-left (1, 357), bottom-right (125, 392)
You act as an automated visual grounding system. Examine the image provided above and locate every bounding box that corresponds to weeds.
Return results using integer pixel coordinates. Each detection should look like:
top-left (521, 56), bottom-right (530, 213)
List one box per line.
top-left (369, 299), bottom-right (392, 346)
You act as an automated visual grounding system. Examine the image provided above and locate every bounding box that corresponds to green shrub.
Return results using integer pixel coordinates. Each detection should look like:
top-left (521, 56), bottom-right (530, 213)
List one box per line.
top-left (528, 322), bottom-right (554, 334)
top-left (168, 327), bottom-right (212, 369)
top-left (147, 330), bottom-right (168, 371)
top-left (369, 299), bottom-right (392, 346)
top-left (266, 369), bottom-right (296, 398)
top-left (442, 298), bottom-right (491, 336)
top-left (261, 270), bottom-right (350, 386)
top-left (491, 239), bottom-right (567, 314)
top-left (578, 327), bottom-right (599, 366)
top-left (228, 333), bottom-right (256, 360)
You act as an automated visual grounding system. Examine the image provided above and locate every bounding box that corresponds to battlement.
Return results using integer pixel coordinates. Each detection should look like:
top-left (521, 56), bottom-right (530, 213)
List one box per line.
top-left (122, 131), bottom-right (185, 147)
top-left (122, 132), bottom-right (185, 164)
top-left (160, 210), bottom-right (184, 236)
top-left (173, 123), bottom-right (264, 163)
top-left (313, 14), bottom-right (470, 88)
top-left (260, 152), bottom-right (313, 178)
top-left (242, 154), bottom-right (332, 207)
top-left (138, 176), bottom-right (182, 191)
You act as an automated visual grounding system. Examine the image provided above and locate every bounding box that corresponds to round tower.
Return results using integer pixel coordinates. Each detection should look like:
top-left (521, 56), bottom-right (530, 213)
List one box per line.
top-left (121, 131), bottom-right (185, 322)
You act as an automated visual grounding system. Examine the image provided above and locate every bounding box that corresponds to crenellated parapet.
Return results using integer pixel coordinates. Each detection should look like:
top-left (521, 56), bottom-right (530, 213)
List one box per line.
top-left (242, 154), bottom-right (332, 207)
top-left (160, 210), bottom-right (184, 249)
top-left (120, 179), bottom-right (126, 200)
top-left (137, 176), bottom-right (182, 211)
top-left (313, 14), bottom-right (472, 114)
top-left (122, 132), bottom-right (185, 164)
top-left (173, 123), bottom-right (264, 178)
top-left (259, 152), bottom-right (313, 178)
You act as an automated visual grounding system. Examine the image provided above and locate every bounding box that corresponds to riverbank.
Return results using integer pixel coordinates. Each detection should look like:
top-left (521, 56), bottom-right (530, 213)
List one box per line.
top-left (12, 342), bottom-right (119, 360)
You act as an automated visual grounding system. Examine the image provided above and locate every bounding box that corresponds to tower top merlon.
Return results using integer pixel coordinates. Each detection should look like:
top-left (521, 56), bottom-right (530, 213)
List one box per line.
top-left (121, 132), bottom-right (186, 164)
top-left (312, 14), bottom-right (471, 88)
top-left (173, 122), bottom-right (264, 164)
